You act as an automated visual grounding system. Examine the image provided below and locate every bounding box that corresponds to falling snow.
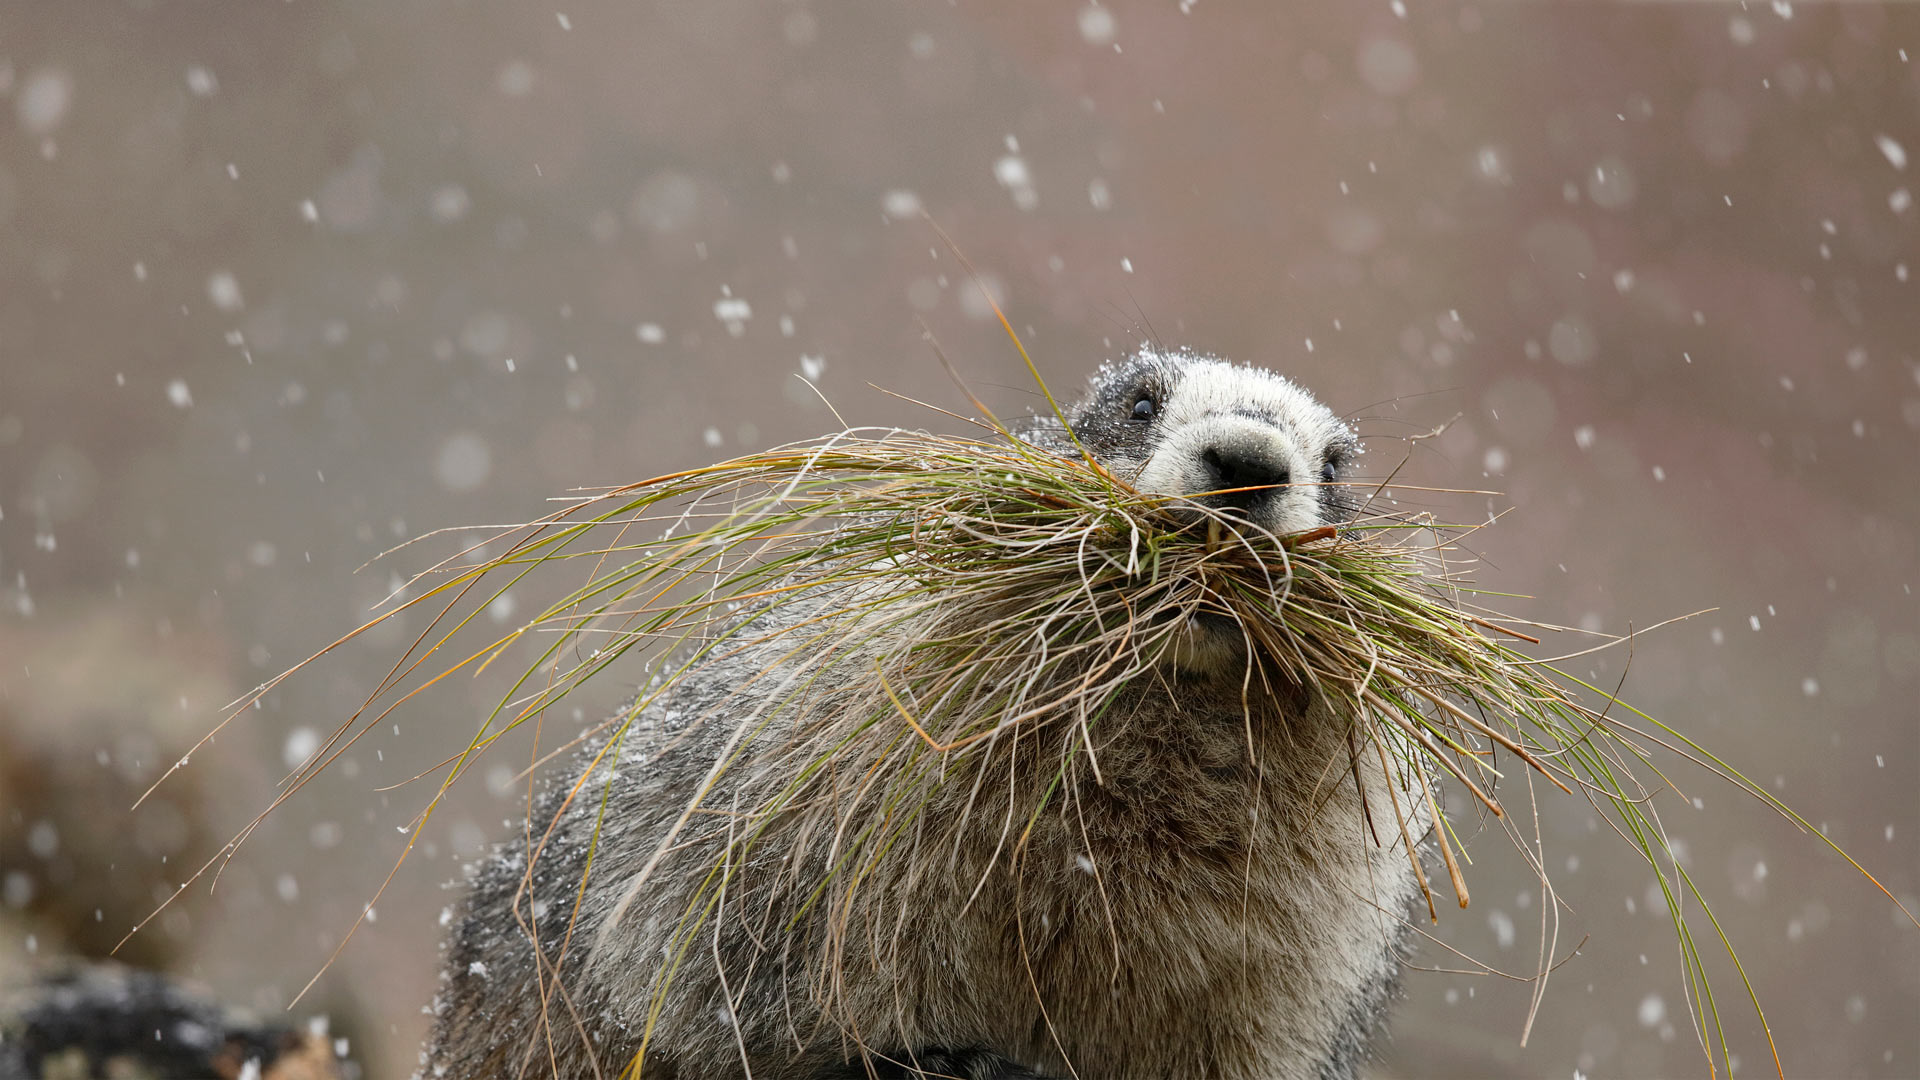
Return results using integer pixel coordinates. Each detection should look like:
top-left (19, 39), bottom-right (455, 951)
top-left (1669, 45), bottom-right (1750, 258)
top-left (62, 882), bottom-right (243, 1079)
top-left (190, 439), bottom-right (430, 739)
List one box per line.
top-left (1077, 5), bottom-right (1117, 46)
top-left (881, 189), bottom-right (923, 219)
top-left (435, 432), bottom-right (492, 492)
top-left (206, 271), bottom-right (244, 312)
top-left (994, 155), bottom-right (1038, 211)
top-left (185, 65), bottom-right (218, 96)
top-left (16, 68), bottom-right (73, 134)
top-left (283, 726), bottom-right (321, 770)
top-left (1875, 134), bottom-right (1909, 171)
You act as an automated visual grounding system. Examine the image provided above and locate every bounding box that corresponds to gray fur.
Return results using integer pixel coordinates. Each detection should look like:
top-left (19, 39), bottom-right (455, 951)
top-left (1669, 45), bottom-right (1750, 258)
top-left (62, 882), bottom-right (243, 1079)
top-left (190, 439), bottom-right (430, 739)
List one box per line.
top-left (423, 349), bottom-right (1422, 1080)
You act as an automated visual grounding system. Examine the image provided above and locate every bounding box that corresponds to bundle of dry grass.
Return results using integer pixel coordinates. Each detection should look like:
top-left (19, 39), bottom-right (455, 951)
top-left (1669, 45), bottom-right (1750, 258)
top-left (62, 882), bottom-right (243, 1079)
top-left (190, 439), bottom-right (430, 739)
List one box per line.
top-left (159, 396), bottom-right (1912, 1079)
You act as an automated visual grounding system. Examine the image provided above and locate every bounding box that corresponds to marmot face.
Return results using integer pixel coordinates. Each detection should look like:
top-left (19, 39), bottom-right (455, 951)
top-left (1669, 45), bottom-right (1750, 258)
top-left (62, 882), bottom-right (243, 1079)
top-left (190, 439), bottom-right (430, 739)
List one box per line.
top-left (1066, 348), bottom-right (1361, 537)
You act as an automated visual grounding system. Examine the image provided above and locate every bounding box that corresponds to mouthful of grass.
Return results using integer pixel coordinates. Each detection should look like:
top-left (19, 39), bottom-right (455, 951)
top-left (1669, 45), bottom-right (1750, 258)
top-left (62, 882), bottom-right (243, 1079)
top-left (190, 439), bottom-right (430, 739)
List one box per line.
top-left (190, 409), bottom-right (1912, 1080)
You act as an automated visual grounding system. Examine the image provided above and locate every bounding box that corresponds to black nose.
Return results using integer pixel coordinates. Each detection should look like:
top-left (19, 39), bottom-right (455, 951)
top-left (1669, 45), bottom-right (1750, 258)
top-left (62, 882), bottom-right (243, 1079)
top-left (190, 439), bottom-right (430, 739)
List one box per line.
top-left (1200, 440), bottom-right (1290, 513)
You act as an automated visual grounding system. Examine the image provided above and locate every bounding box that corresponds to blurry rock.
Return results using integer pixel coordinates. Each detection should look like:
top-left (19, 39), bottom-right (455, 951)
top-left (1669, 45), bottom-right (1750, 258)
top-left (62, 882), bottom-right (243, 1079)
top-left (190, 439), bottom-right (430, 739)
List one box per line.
top-left (0, 604), bottom-right (237, 970)
top-left (0, 962), bottom-right (355, 1079)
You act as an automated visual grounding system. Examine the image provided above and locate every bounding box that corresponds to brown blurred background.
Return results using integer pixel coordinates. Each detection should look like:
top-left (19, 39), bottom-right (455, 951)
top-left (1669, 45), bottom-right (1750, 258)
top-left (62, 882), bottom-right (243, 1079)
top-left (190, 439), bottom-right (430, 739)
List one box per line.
top-left (2, 2), bottom-right (1916, 1077)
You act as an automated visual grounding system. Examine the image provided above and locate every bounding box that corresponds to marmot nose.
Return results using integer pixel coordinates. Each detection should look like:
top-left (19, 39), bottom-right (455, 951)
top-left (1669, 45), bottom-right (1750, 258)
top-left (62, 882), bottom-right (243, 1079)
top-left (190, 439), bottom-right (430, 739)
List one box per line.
top-left (1199, 440), bottom-right (1290, 513)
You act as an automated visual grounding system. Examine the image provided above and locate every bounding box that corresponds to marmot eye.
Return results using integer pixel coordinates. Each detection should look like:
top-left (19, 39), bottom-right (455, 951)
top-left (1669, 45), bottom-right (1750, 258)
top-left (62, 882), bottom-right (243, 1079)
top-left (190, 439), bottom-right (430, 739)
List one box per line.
top-left (1130, 396), bottom-right (1156, 422)
top-left (1320, 461), bottom-right (1338, 484)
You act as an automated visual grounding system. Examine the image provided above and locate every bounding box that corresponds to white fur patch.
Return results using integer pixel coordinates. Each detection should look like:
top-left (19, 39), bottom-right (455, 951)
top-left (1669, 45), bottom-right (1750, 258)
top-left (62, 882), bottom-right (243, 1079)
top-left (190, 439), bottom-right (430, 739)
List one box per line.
top-left (1131, 352), bottom-right (1353, 536)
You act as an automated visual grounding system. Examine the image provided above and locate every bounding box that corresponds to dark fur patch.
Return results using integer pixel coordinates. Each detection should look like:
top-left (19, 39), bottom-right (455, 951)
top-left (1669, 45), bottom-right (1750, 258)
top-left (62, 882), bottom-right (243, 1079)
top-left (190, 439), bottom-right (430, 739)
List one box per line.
top-left (820, 1047), bottom-right (1059, 1079)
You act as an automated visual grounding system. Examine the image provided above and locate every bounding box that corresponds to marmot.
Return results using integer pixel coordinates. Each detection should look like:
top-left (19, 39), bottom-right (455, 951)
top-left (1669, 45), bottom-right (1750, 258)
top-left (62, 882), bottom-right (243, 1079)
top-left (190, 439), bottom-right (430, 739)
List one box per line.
top-left (423, 349), bottom-right (1424, 1079)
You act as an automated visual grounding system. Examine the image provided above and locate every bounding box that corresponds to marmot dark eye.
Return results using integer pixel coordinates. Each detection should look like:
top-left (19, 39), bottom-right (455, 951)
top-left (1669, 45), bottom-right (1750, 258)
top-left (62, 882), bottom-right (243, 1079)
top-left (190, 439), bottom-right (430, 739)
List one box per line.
top-left (1320, 461), bottom-right (1337, 484)
top-left (1130, 396), bottom-right (1156, 421)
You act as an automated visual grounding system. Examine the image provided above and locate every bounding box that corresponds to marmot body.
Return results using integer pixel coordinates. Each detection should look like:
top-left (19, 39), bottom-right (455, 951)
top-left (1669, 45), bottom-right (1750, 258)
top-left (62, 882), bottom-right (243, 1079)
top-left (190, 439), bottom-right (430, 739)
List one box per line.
top-left (424, 350), bottom-right (1423, 1079)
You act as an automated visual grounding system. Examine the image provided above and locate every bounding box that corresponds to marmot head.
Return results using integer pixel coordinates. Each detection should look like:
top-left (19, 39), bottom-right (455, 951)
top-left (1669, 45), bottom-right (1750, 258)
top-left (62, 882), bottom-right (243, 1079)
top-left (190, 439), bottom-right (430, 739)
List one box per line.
top-left (1062, 348), bottom-right (1361, 537)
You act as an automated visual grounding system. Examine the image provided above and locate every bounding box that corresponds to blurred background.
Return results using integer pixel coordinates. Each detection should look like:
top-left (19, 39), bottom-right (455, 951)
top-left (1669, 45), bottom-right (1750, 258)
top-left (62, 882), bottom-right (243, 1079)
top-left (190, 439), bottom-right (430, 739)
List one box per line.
top-left (2, 2), bottom-right (1916, 1076)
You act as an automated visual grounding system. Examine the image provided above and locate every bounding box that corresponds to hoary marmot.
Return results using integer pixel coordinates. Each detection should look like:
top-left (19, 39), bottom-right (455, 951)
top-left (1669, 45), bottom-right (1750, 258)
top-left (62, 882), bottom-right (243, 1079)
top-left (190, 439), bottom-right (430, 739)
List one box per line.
top-left (423, 349), bottom-right (1424, 1080)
